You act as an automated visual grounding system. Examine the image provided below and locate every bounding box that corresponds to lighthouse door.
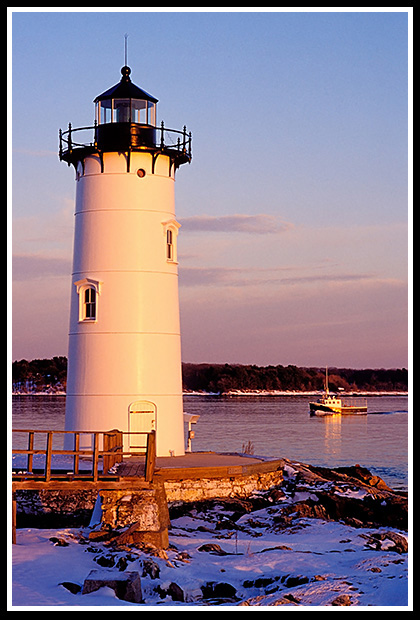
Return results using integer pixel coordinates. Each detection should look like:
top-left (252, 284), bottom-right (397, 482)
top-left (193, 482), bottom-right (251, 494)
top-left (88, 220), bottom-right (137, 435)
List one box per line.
top-left (129, 401), bottom-right (156, 452)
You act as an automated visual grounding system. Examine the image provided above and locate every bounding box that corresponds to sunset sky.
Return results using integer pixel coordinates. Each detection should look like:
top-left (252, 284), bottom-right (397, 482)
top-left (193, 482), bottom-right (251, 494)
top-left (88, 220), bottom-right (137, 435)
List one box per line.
top-left (10, 9), bottom-right (411, 368)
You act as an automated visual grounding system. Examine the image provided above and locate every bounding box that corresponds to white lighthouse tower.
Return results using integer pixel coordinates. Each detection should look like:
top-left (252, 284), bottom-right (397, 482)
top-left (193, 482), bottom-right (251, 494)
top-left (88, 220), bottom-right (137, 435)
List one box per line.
top-left (59, 65), bottom-right (191, 457)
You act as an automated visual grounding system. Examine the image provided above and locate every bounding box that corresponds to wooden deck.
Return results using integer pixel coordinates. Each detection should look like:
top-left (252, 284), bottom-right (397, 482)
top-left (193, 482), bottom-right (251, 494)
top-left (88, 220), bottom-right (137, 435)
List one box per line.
top-left (117, 452), bottom-right (284, 481)
top-left (12, 428), bottom-right (284, 544)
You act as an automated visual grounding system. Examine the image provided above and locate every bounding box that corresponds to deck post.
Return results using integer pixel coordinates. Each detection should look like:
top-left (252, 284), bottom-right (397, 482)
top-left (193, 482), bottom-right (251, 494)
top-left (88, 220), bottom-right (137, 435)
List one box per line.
top-left (103, 429), bottom-right (122, 473)
top-left (12, 491), bottom-right (16, 544)
top-left (27, 431), bottom-right (34, 473)
top-left (145, 431), bottom-right (156, 482)
top-left (92, 433), bottom-right (99, 482)
top-left (45, 432), bottom-right (53, 482)
top-left (73, 432), bottom-right (80, 474)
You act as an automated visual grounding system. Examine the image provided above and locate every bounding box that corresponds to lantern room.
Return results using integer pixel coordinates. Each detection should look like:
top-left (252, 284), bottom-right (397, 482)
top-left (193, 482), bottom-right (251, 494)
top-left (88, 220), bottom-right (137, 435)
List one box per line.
top-left (94, 65), bottom-right (158, 151)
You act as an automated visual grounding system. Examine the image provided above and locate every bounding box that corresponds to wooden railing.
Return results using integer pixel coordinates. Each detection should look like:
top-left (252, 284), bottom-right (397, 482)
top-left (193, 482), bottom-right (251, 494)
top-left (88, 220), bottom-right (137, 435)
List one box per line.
top-left (12, 428), bottom-right (156, 483)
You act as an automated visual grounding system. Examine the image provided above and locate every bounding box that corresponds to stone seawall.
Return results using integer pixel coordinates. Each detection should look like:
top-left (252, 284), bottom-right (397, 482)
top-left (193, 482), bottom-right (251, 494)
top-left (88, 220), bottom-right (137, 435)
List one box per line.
top-left (16, 489), bottom-right (98, 527)
top-left (163, 469), bottom-right (284, 503)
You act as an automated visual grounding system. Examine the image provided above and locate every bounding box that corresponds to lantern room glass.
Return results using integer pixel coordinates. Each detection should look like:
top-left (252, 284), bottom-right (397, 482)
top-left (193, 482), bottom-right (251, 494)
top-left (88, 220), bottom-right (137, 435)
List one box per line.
top-left (96, 98), bottom-right (156, 126)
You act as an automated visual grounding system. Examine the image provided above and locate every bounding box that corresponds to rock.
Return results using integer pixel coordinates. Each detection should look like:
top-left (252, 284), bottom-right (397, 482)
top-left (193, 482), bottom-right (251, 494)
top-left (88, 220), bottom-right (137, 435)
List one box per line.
top-left (142, 558), bottom-right (160, 579)
top-left (174, 550), bottom-right (192, 563)
top-left (88, 529), bottom-right (118, 543)
top-left (49, 536), bottom-right (69, 546)
top-left (269, 488), bottom-right (286, 502)
top-left (167, 582), bottom-right (184, 602)
top-left (365, 531), bottom-right (408, 554)
top-left (243, 576), bottom-right (279, 589)
top-left (282, 592), bottom-right (301, 604)
top-left (257, 545), bottom-right (292, 553)
top-left (115, 556), bottom-right (128, 571)
top-left (239, 594), bottom-right (299, 606)
top-left (332, 465), bottom-right (394, 491)
top-left (59, 581), bottom-right (81, 594)
top-left (270, 483), bottom-right (407, 531)
top-left (201, 581), bottom-right (237, 600)
top-left (272, 499), bottom-right (328, 528)
top-left (197, 542), bottom-right (229, 555)
top-left (82, 569), bottom-right (142, 603)
top-left (94, 554), bottom-right (115, 568)
top-left (157, 581), bottom-right (184, 602)
top-left (215, 518), bottom-right (238, 530)
top-left (283, 575), bottom-right (309, 588)
top-left (317, 491), bottom-right (408, 530)
top-left (331, 594), bottom-right (352, 606)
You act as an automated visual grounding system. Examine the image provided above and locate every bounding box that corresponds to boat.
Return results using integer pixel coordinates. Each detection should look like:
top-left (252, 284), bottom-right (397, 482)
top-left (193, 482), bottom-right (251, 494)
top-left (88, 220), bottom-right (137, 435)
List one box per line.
top-left (309, 368), bottom-right (367, 416)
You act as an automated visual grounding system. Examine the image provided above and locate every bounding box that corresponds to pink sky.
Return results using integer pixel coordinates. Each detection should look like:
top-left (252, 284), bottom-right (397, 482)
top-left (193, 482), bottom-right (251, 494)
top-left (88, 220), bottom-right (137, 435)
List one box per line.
top-left (11, 10), bottom-right (411, 369)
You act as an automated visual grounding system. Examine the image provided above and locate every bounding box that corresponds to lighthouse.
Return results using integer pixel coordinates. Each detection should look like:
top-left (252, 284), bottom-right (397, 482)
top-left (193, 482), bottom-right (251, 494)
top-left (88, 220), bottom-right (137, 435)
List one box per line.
top-left (59, 65), bottom-right (191, 457)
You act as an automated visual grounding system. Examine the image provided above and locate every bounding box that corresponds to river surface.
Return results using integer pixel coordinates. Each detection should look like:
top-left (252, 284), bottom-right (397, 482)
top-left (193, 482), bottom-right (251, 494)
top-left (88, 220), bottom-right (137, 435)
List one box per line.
top-left (12, 394), bottom-right (409, 491)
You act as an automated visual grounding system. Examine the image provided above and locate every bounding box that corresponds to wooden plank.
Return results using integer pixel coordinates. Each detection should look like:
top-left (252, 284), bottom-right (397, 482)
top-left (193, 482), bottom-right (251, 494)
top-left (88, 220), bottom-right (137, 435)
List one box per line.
top-left (12, 479), bottom-right (151, 491)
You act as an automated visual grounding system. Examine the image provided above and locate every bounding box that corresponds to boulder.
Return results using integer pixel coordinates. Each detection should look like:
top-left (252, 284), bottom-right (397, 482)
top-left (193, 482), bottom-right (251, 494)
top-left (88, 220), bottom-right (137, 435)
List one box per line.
top-left (197, 542), bottom-right (229, 555)
top-left (142, 558), bottom-right (160, 579)
top-left (49, 536), bottom-right (69, 547)
top-left (331, 594), bottom-right (352, 606)
top-left (167, 582), bottom-right (184, 602)
top-left (201, 581), bottom-right (238, 601)
top-left (82, 569), bottom-right (142, 603)
top-left (275, 461), bottom-right (408, 531)
top-left (157, 581), bottom-right (184, 602)
top-left (283, 574), bottom-right (310, 588)
top-left (94, 554), bottom-right (116, 568)
top-left (364, 531), bottom-right (408, 554)
top-left (332, 465), bottom-right (394, 491)
top-left (59, 581), bottom-right (81, 594)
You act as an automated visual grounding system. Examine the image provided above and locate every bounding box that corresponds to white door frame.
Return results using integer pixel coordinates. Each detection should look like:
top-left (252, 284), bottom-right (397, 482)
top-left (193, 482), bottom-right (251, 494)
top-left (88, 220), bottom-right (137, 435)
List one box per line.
top-left (128, 400), bottom-right (156, 452)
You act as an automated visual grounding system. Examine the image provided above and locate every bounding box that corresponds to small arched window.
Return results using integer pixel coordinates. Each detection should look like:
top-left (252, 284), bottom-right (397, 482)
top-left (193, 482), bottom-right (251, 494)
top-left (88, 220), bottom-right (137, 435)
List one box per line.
top-left (74, 278), bottom-right (102, 322)
top-left (162, 219), bottom-right (181, 264)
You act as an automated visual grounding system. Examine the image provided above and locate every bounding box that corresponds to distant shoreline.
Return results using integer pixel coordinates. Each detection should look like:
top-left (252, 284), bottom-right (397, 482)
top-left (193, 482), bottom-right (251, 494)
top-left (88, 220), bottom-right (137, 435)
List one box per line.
top-left (12, 390), bottom-right (408, 397)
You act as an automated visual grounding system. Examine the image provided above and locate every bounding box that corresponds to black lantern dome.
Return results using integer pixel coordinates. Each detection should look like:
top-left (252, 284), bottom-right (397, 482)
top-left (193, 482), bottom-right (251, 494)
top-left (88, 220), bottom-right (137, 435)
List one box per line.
top-left (59, 66), bottom-right (191, 173)
top-left (95, 66), bottom-right (158, 105)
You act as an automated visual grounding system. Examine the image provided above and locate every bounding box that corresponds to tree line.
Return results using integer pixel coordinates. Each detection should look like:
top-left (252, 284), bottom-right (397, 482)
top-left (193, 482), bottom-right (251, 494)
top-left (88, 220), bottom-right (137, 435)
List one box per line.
top-left (181, 363), bottom-right (407, 393)
top-left (12, 357), bottom-right (68, 392)
top-left (12, 357), bottom-right (408, 393)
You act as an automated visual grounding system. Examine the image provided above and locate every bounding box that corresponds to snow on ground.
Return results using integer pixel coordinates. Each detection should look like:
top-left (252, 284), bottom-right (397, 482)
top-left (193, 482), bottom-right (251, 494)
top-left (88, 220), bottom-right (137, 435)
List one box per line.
top-left (11, 503), bottom-right (410, 610)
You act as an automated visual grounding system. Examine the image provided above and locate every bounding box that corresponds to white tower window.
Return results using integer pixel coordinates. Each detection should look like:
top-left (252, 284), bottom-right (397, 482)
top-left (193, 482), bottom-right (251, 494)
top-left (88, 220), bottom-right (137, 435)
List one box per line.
top-left (162, 219), bottom-right (181, 263)
top-left (166, 229), bottom-right (173, 260)
top-left (74, 278), bottom-right (102, 322)
top-left (84, 287), bottom-right (96, 319)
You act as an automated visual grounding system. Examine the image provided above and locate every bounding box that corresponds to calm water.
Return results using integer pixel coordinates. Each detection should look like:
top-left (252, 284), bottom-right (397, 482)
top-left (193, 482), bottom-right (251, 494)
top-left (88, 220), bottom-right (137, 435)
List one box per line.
top-left (12, 394), bottom-right (409, 491)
